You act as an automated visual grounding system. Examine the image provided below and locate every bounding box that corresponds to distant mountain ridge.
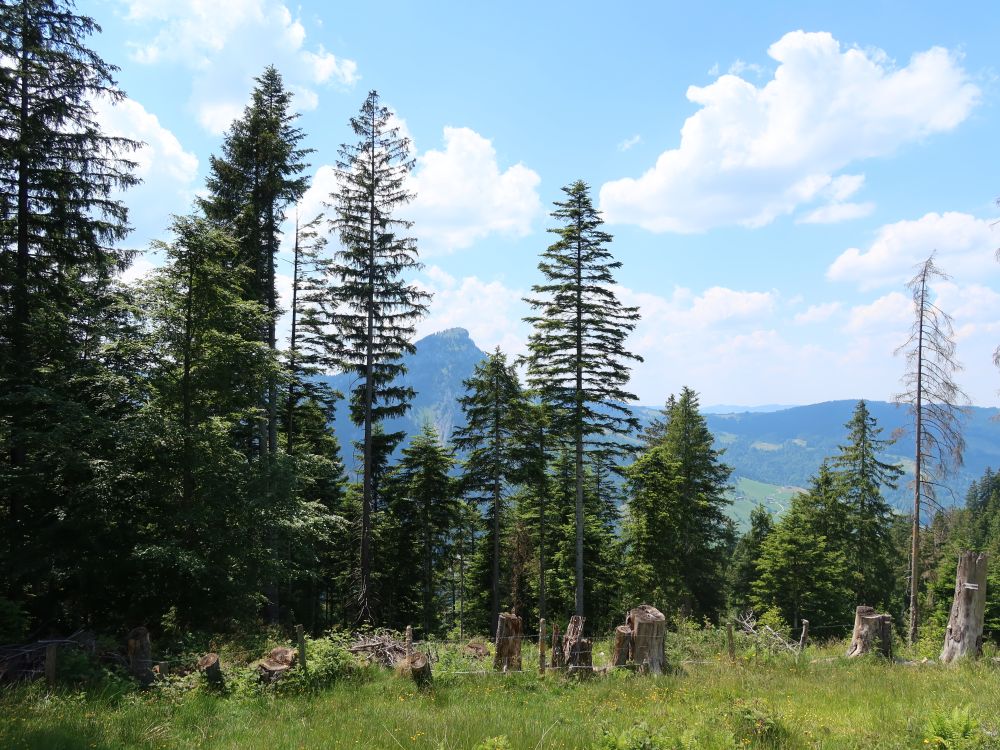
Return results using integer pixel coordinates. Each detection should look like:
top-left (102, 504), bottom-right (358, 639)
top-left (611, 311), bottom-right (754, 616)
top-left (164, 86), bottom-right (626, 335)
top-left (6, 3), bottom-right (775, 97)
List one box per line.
top-left (322, 328), bottom-right (1000, 511)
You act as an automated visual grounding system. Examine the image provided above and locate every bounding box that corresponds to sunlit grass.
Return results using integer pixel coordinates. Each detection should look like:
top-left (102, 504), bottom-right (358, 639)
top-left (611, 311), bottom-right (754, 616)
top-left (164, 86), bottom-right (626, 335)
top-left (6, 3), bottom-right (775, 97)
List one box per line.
top-left (3, 641), bottom-right (1000, 749)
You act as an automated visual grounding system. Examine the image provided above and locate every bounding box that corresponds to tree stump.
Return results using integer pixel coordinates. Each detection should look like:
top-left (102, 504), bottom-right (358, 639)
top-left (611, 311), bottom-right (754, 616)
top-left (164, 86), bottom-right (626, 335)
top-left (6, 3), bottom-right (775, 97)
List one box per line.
top-left (551, 625), bottom-right (564, 669)
top-left (493, 612), bottom-right (522, 672)
top-left (941, 551), bottom-right (989, 664)
top-left (612, 625), bottom-right (632, 667)
top-left (126, 627), bottom-right (154, 686)
top-left (563, 615), bottom-right (593, 676)
top-left (197, 653), bottom-right (224, 687)
top-left (257, 646), bottom-right (298, 684)
top-left (846, 607), bottom-right (892, 658)
top-left (402, 651), bottom-right (433, 689)
top-left (627, 605), bottom-right (666, 674)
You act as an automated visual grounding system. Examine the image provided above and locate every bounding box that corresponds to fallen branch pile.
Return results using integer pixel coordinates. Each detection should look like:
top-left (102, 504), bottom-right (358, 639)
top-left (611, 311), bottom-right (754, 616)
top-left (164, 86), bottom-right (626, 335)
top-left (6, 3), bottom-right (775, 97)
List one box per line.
top-left (736, 611), bottom-right (802, 655)
top-left (347, 632), bottom-right (407, 668)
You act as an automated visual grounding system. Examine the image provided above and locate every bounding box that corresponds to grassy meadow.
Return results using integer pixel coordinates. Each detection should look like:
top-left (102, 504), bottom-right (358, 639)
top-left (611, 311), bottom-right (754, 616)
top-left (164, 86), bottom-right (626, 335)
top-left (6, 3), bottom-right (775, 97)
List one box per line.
top-left (3, 628), bottom-right (1000, 750)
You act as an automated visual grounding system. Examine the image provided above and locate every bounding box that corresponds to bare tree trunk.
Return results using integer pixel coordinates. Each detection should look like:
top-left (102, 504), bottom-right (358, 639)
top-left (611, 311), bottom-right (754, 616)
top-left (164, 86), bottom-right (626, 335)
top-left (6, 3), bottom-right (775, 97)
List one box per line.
top-left (941, 551), bottom-right (988, 664)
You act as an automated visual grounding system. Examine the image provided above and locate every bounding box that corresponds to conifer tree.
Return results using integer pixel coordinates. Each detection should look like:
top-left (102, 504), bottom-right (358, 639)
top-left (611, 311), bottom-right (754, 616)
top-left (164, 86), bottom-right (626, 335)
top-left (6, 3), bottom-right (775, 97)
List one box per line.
top-left (624, 388), bottom-right (732, 618)
top-left (727, 505), bottom-right (773, 614)
top-left (329, 91), bottom-right (429, 621)
top-left (523, 179), bottom-right (641, 617)
top-left (383, 425), bottom-right (458, 636)
top-left (0, 0), bottom-right (139, 605)
top-left (753, 465), bottom-right (852, 630)
top-left (895, 254), bottom-right (968, 643)
top-left (831, 400), bottom-right (903, 611)
top-left (453, 349), bottom-right (526, 635)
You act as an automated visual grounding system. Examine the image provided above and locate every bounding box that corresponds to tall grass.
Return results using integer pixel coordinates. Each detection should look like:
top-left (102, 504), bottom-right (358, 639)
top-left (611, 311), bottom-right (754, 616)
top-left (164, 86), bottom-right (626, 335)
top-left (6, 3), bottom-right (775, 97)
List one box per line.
top-left (3, 640), bottom-right (1000, 749)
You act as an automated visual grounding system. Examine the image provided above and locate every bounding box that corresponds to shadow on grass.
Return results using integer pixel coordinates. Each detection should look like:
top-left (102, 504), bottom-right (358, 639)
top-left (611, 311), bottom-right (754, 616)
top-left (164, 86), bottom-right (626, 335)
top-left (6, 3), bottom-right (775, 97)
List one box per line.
top-left (3, 725), bottom-right (115, 750)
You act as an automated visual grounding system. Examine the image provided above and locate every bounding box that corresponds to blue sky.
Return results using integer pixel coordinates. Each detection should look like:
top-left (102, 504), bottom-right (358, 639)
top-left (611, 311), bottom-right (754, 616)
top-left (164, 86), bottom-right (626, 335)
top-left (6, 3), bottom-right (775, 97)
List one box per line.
top-left (85, 0), bottom-right (1000, 406)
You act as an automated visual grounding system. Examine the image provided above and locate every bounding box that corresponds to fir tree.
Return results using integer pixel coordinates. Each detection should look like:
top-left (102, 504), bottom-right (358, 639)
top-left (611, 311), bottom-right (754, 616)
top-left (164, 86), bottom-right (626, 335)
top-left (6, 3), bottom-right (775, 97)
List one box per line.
top-left (624, 388), bottom-right (732, 619)
top-left (523, 179), bottom-right (641, 617)
top-left (383, 425), bottom-right (458, 636)
top-left (0, 0), bottom-right (139, 607)
top-left (831, 400), bottom-right (903, 611)
top-left (329, 90), bottom-right (429, 621)
top-left (453, 349), bottom-right (527, 635)
top-left (753, 465), bottom-right (852, 630)
top-left (727, 505), bottom-right (774, 614)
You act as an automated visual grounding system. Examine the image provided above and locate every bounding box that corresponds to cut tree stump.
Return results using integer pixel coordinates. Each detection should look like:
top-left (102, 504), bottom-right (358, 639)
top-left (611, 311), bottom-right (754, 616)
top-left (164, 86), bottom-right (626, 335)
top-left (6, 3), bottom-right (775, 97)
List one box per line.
top-left (846, 607), bottom-right (892, 658)
top-left (126, 627), bottom-right (154, 686)
top-left (551, 625), bottom-right (564, 670)
top-left (612, 625), bottom-right (633, 667)
top-left (493, 612), bottom-right (523, 672)
top-left (257, 646), bottom-right (298, 684)
top-left (627, 605), bottom-right (666, 674)
top-left (401, 651), bottom-right (433, 689)
top-left (563, 615), bottom-right (593, 676)
top-left (941, 551), bottom-right (989, 664)
top-left (197, 653), bottom-right (224, 687)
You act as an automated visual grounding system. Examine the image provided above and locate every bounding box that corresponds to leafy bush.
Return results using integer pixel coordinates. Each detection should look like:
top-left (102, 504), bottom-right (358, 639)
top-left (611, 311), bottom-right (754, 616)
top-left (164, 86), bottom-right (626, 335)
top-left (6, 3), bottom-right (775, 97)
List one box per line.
top-left (728, 698), bottom-right (791, 748)
top-left (593, 723), bottom-right (676, 750)
top-left (472, 737), bottom-right (512, 750)
top-left (275, 633), bottom-right (368, 694)
top-left (923, 707), bottom-right (995, 750)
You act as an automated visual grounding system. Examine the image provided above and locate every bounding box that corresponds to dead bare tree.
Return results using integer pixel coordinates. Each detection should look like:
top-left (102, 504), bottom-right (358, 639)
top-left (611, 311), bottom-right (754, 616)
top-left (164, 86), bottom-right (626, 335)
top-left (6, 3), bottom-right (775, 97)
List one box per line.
top-left (895, 253), bottom-right (969, 645)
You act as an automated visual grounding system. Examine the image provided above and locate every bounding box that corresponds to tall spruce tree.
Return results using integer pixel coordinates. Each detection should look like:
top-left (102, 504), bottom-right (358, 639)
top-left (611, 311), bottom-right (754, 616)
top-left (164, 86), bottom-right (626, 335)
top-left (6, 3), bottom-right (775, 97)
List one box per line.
top-left (727, 505), bottom-right (773, 614)
top-left (329, 90), bottom-right (429, 621)
top-left (0, 0), bottom-right (139, 608)
top-left (453, 349), bottom-right (526, 635)
top-left (831, 400), bottom-right (903, 611)
top-left (894, 254), bottom-right (968, 643)
top-left (623, 388), bottom-right (732, 619)
top-left (523, 179), bottom-right (641, 617)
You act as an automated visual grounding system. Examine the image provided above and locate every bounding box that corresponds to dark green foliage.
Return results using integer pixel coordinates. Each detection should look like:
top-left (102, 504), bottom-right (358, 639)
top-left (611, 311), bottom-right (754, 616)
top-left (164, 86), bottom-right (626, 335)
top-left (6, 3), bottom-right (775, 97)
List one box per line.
top-left (0, 0), bottom-right (140, 619)
top-left (382, 424), bottom-right (458, 635)
top-left (753, 464), bottom-right (853, 630)
top-left (623, 388), bottom-right (733, 620)
top-left (453, 349), bottom-right (527, 635)
top-left (832, 400), bottom-right (903, 611)
top-left (728, 505), bottom-right (774, 614)
top-left (329, 90), bottom-right (429, 620)
top-left (524, 179), bottom-right (641, 617)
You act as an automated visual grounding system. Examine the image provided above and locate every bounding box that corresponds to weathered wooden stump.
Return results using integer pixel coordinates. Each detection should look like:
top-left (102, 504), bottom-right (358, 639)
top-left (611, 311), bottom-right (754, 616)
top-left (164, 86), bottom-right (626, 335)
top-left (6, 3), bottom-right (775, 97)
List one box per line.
top-left (126, 627), bottom-right (154, 686)
top-left (258, 646), bottom-right (298, 683)
top-left (941, 551), bottom-right (989, 664)
top-left (627, 605), bottom-right (666, 674)
top-left (493, 611), bottom-right (523, 672)
top-left (197, 652), bottom-right (224, 687)
top-left (550, 624), bottom-right (564, 670)
top-left (846, 607), bottom-right (892, 658)
top-left (612, 625), bottom-right (633, 667)
top-left (563, 615), bottom-right (593, 676)
top-left (402, 651), bottom-right (433, 689)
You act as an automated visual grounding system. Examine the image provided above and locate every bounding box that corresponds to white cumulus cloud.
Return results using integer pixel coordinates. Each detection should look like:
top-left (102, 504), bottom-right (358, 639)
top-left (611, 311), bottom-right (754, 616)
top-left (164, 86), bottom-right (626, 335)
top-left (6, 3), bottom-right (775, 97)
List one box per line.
top-left (599, 31), bottom-right (979, 233)
top-left (408, 127), bottom-right (542, 254)
top-left (118, 0), bottom-right (359, 134)
top-left (827, 212), bottom-right (1000, 290)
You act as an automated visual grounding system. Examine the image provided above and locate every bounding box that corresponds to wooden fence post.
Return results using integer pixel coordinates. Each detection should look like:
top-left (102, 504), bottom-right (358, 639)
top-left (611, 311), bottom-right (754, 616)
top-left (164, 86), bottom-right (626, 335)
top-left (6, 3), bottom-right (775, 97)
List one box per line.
top-left (551, 624), bottom-right (564, 669)
top-left (538, 618), bottom-right (546, 675)
top-left (726, 622), bottom-right (736, 662)
top-left (295, 624), bottom-right (307, 672)
top-left (798, 620), bottom-right (809, 652)
top-left (405, 625), bottom-right (413, 662)
top-left (44, 644), bottom-right (57, 685)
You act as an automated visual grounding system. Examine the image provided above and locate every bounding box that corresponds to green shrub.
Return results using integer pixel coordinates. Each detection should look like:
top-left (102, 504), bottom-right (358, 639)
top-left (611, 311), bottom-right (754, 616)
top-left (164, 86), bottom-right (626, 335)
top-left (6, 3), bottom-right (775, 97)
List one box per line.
top-left (472, 737), bottom-right (512, 750)
top-left (923, 706), bottom-right (994, 749)
top-left (728, 698), bottom-right (790, 748)
top-left (592, 723), bottom-right (674, 750)
top-left (275, 633), bottom-right (368, 694)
